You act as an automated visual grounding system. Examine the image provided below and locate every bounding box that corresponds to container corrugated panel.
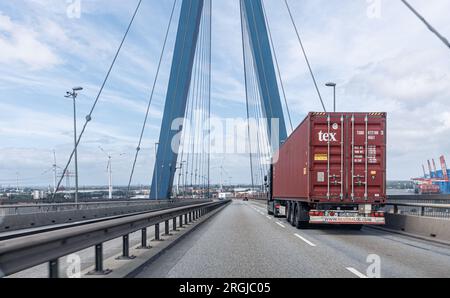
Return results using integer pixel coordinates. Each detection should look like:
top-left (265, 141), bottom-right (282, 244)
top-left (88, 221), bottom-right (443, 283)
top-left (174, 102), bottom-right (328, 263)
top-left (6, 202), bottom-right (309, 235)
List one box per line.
top-left (273, 112), bottom-right (387, 205)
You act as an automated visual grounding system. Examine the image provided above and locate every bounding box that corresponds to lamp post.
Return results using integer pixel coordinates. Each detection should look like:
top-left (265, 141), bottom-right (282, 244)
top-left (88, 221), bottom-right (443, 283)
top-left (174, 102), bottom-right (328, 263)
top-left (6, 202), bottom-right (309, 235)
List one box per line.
top-left (177, 161), bottom-right (186, 197)
top-left (325, 82), bottom-right (337, 112)
top-left (65, 87), bottom-right (83, 204)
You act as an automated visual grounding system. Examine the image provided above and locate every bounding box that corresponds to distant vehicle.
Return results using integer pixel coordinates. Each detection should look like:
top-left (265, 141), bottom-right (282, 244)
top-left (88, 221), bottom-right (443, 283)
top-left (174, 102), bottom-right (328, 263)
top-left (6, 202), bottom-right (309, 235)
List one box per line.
top-left (218, 192), bottom-right (233, 200)
top-left (266, 112), bottom-right (387, 229)
top-left (415, 184), bottom-right (440, 195)
top-left (243, 197), bottom-right (249, 201)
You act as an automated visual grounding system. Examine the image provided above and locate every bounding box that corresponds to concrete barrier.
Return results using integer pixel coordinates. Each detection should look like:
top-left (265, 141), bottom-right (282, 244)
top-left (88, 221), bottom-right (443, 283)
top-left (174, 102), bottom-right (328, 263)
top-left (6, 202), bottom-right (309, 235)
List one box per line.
top-left (385, 214), bottom-right (450, 243)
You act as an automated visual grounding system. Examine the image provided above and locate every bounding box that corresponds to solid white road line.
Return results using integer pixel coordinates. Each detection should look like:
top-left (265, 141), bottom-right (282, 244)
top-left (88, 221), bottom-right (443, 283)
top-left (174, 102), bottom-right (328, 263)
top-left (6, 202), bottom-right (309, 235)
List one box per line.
top-left (276, 222), bottom-right (286, 228)
top-left (294, 233), bottom-right (317, 247)
top-left (346, 267), bottom-right (368, 278)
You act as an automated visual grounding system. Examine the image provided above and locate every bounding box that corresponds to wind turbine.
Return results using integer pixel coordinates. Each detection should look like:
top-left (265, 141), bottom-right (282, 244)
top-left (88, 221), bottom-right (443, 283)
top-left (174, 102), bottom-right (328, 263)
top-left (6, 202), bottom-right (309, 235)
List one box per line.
top-left (99, 147), bottom-right (125, 200)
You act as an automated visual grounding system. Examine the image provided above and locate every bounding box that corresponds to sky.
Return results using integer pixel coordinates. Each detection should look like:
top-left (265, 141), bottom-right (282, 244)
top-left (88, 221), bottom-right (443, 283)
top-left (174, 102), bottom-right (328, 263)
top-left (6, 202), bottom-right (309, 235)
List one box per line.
top-left (0, 0), bottom-right (449, 188)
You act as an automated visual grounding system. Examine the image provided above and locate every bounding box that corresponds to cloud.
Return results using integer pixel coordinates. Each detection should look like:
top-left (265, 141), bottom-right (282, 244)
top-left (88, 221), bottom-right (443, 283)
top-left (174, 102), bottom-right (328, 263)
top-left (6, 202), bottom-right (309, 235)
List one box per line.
top-left (1, 0), bottom-right (450, 185)
top-left (0, 12), bottom-right (61, 69)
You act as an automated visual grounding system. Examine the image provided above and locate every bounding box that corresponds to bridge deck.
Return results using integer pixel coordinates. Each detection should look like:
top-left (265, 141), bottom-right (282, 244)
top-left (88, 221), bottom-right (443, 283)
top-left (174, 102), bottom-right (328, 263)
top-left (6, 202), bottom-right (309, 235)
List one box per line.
top-left (135, 200), bottom-right (450, 278)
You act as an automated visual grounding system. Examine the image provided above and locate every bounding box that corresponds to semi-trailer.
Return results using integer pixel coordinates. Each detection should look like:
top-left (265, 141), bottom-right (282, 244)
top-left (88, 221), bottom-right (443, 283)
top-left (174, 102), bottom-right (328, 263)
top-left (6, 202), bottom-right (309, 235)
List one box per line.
top-left (266, 112), bottom-right (387, 229)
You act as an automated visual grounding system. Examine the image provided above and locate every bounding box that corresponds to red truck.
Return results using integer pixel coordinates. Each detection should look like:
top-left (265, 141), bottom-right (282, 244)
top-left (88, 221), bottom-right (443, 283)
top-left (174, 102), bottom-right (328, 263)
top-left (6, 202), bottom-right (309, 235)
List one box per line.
top-left (266, 112), bottom-right (387, 229)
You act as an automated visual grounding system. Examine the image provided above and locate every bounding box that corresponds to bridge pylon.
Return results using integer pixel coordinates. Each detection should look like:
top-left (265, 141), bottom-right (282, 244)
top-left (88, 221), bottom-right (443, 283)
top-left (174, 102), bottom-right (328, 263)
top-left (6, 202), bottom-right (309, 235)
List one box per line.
top-left (150, 0), bottom-right (287, 200)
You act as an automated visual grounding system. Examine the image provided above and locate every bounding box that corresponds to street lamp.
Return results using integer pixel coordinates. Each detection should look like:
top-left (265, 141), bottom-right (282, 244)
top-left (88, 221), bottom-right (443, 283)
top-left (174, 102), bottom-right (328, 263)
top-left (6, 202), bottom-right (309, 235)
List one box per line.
top-left (177, 161), bottom-right (186, 197)
top-left (325, 82), bottom-right (337, 112)
top-left (65, 86), bottom-right (83, 204)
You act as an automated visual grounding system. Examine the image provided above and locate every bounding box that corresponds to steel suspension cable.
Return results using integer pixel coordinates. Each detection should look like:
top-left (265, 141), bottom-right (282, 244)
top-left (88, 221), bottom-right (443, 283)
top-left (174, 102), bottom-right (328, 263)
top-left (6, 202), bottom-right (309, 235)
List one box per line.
top-left (261, 0), bottom-right (294, 133)
top-left (246, 3), bottom-right (268, 191)
top-left (207, 0), bottom-right (212, 198)
top-left (246, 45), bottom-right (263, 187)
top-left (180, 62), bottom-right (197, 196)
top-left (196, 9), bottom-right (207, 192)
top-left (196, 13), bottom-right (207, 190)
top-left (249, 56), bottom-right (270, 189)
top-left (127, 0), bottom-right (178, 195)
top-left (176, 83), bottom-right (192, 196)
top-left (401, 0), bottom-right (450, 50)
top-left (205, 0), bottom-right (212, 197)
top-left (240, 0), bottom-right (255, 190)
top-left (201, 9), bottom-right (208, 193)
top-left (243, 15), bottom-right (271, 187)
top-left (283, 0), bottom-right (327, 113)
top-left (53, 0), bottom-right (143, 199)
top-left (156, 0), bottom-right (194, 198)
top-left (188, 17), bottom-right (203, 189)
top-left (200, 9), bottom-right (209, 196)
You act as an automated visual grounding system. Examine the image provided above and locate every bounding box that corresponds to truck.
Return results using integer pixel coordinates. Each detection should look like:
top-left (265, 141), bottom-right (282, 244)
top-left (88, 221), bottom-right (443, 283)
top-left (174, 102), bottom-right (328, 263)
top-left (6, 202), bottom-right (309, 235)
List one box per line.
top-left (218, 192), bottom-right (234, 200)
top-left (266, 112), bottom-right (387, 229)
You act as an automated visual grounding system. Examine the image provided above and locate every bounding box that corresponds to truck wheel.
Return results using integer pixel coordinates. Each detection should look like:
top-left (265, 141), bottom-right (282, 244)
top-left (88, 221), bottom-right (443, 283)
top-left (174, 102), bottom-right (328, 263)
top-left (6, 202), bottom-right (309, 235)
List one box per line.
top-left (291, 203), bottom-right (297, 227)
top-left (295, 203), bottom-right (309, 229)
top-left (268, 202), bottom-right (274, 216)
top-left (286, 202), bottom-right (291, 223)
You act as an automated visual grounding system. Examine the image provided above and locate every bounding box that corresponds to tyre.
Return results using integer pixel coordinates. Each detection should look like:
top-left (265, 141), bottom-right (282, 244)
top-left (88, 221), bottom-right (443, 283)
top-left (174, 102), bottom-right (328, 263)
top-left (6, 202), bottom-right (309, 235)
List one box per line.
top-left (295, 203), bottom-right (309, 229)
top-left (286, 202), bottom-right (291, 223)
top-left (267, 202), bottom-right (274, 215)
top-left (291, 203), bottom-right (298, 227)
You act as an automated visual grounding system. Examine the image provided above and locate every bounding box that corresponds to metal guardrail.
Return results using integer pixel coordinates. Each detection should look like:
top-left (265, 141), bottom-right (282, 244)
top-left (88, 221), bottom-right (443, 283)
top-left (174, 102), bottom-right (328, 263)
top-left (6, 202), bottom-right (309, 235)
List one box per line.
top-left (388, 195), bottom-right (450, 204)
top-left (0, 200), bottom-right (231, 278)
top-left (0, 199), bottom-right (209, 216)
top-left (385, 202), bottom-right (450, 219)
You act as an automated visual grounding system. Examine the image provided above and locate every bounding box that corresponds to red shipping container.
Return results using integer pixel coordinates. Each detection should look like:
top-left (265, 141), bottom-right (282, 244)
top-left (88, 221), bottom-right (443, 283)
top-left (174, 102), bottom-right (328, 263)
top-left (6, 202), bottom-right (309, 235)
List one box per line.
top-left (273, 112), bottom-right (387, 205)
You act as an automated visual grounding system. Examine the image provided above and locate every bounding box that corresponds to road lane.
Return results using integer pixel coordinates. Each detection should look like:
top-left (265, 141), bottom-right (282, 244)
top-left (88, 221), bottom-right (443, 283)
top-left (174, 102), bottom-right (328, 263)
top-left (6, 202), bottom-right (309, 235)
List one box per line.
top-left (250, 200), bottom-right (450, 278)
top-left (137, 201), bottom-right (357, 278)
top-left (136, 200), bottom-right (450, 278)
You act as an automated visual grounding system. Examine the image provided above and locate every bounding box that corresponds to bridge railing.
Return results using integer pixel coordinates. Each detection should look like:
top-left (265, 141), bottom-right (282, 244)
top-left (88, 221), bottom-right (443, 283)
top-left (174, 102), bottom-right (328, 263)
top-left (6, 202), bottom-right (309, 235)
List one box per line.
top-left (385, 202), bottom-right (450, 219)
top-left (388, 195), bottom-right (450, 205)
top-left (0, 198), bottom-right (210, 216)
top-left (0, 200), bottom-right (231, 278)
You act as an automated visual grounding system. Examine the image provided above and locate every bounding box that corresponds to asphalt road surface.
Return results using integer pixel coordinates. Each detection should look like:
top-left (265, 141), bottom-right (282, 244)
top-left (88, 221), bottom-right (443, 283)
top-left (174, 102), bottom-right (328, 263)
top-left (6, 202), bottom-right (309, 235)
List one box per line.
top-left (136, 200), bottom-right (450, 278)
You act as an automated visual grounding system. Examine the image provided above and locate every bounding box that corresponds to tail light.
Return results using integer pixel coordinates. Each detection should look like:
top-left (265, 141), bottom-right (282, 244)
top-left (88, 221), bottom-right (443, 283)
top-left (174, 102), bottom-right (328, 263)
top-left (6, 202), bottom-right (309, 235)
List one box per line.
top-left (371, 212), bottom-right (384, 218)
top-left (309, 211), bottom-right (325, 217)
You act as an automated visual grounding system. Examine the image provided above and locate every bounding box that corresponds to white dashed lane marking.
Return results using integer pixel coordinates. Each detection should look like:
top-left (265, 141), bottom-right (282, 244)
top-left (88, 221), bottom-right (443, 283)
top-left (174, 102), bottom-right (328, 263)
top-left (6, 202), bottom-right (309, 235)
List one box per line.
top-left (346, 267), bottom-right (368, 278)
top-left (276, 222), bottom-right (286, 228)
top-left (294, 233), bottom-right (317, 247)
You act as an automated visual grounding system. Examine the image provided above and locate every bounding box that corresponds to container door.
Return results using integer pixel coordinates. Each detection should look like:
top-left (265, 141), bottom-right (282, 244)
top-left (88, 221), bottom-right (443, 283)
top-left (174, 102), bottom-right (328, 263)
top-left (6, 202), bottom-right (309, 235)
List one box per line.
top-left (310, 114), bottom-right (346, 202)
top-left (346, 114), bottom-right (386, 203)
